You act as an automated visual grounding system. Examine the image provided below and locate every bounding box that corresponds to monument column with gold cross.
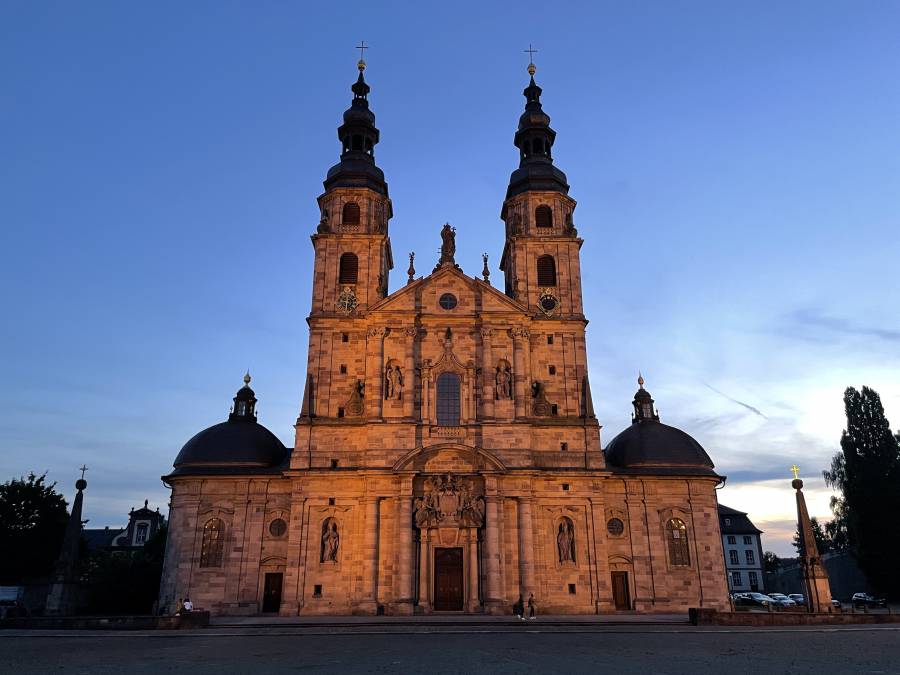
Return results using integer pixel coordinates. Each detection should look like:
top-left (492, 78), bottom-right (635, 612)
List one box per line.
top-left (791, 465), bottom-right (834, 613)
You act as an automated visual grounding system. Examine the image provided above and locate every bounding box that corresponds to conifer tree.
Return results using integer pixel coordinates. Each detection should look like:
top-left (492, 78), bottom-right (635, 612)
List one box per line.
top-left (824, 386), bottom-right (900, 597)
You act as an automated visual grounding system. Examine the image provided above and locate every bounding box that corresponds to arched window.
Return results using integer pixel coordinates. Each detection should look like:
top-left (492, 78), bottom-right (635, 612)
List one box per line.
top-left (535, 205), bottom-right (553, 228)
top-left (537, 254), bottom-right (557, 287)
top-left (339, 252), bottom-right (359, 285)
top-left (200, 518), bottom-right (224, 568)
top-left (666, 518), bottom-right (690, 566)
top-left (342, 202), bottom-right (360, 226)
top-left (436, 372), bottom-right (461, 426)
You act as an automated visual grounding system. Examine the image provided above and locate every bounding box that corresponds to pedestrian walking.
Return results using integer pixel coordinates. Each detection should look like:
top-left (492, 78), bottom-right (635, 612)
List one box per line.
top-left (528, 593), bottom-right (536, 620)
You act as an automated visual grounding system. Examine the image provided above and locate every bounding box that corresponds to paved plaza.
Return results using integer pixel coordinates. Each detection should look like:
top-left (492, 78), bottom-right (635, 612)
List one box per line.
top-left (2, 622), bottom-right (899, 674)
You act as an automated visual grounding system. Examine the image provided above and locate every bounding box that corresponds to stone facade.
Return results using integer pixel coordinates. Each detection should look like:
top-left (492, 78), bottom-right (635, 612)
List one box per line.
top-left (159, 62), bottom-right (730, 616)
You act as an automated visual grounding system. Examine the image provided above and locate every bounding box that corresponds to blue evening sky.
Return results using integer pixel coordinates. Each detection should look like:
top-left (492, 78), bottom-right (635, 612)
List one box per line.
top-left (2, 1), bottom-right (898, 555)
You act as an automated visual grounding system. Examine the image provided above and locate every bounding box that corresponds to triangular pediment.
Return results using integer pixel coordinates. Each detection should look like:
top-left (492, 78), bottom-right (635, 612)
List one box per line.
top-left (367, 264), bottom-right (527, 317)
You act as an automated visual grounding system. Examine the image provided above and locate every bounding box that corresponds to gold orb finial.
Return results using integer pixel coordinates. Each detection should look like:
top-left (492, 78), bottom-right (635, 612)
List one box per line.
top-left (357, 58), bottom-right (366, 72)
top-left (637, 372), bottom-right (645, 388)
top-left (243, 370), bottom-right (252, 387)
top-left (527, 62), bottom-right (536, 76)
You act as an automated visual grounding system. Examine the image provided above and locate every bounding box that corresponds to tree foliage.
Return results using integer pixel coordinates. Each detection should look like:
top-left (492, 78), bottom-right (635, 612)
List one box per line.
top-left (80, 523), bottom-right (167, 615)
top-left (824, 386), bottom-right (900, 598)
top-left (0, 473), bottom-right (69, 584)
top-left (763, 551), bottom-right (783, 574)
top-left (792, 516), bottom-right (836, 555)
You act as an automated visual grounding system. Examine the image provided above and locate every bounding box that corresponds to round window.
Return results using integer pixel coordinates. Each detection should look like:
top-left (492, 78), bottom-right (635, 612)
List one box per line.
top-left (269, 518), bottom-right (287, 537)
top-left (607, 517), bottom-right (624, 537)
top-left (439, 293), bottom-right (458, 310)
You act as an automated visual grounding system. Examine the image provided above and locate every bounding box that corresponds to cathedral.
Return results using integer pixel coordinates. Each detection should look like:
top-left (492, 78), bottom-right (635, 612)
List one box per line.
top-left (159, 57), bottom-right (730, 616)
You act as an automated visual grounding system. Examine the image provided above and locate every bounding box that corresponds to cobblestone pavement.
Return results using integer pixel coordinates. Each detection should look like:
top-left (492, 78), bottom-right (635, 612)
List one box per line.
top-left (2, 624), bottom-right (900, 674)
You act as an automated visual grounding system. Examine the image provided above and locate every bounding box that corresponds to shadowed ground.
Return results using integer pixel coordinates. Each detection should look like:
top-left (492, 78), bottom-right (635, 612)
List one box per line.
top-left (2, 623), bottom-right (899, 674)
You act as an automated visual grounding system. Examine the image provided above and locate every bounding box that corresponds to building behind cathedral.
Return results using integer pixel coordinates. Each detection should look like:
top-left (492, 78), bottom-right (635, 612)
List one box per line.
top-left (159, 58), bottom-right (730, 616)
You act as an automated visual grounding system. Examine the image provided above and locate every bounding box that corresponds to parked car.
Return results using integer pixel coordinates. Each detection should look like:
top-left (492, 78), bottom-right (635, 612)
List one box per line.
top-left (735, 592), bottom-right (775, 608)
top-left (767, 593), bottom-right (797, 607)
top-left (788, 594), bottom-right (806, 605)
top-left (831, 598), bottom-right (842, 607)
top-left (852, 593), bottom-right (887, 608)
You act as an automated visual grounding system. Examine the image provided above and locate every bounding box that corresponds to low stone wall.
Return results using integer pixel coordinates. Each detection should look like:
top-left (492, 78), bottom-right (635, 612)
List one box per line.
top-left (0, 611), bottom-right (209, 630)
top-left (690, 608), bottom-right (899, 626)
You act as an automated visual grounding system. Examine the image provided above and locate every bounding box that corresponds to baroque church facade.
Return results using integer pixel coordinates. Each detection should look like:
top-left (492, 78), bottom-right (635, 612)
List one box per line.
top-left (159, 59), bottom-right (730, 616)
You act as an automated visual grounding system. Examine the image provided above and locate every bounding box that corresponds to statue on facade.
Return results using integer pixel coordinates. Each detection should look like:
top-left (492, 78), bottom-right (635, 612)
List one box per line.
top-left (414, 475), bottom-right (484, 528)
top-left (384, 364), bottom-right (403, 400)
top-left (317, 206), bottom-right (330, 233)
top-left (321, 519), bottom-right (339, 563)
top-left (438, 223), bottom-right (456, 266)
top-left (495, 362), bottom-right (512, 400)
top-left (557, 518), bottom-right (575, 563)
top-left (531, 380), bottom-right (552, 416)
top-left (345, 380), bottom-right (364, 416)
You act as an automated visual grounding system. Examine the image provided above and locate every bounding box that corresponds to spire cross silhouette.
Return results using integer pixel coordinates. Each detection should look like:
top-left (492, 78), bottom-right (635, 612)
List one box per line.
top-left (356, 41), bottom-right (368, 61)
top-left (79, 464), bottom-right (88, 480)
top-left (524, 44), bottom-right (538, 65)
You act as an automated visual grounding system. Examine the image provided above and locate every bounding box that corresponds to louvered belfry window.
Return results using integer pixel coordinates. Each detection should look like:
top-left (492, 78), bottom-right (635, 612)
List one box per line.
top-left (339, 253), bottom-right (359, 285)
top-left (537, 255), bottom-right (557, 287)
top-left (535, 205), bottom-right (553, 228)
top-left (342, 202), bottom-right (360, 226)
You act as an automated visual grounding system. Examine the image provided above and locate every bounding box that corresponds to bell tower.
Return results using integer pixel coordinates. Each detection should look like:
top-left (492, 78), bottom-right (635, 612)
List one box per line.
top-left (309, 55), bottom-right (393, 317)
top-left (499, 60), bottom-right (584, 320)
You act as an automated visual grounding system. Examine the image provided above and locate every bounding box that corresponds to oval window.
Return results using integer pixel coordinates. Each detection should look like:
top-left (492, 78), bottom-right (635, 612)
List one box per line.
top-left (269, 518), bottom-right (287, 538)
top-left (439, 293), bottom-right (458, 310)
top-left (607, 518), bottom-right (625, 536)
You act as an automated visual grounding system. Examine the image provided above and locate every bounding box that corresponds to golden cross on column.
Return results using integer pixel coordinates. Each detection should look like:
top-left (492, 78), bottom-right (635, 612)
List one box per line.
top-left (790, 464), bottom-right (800, 480)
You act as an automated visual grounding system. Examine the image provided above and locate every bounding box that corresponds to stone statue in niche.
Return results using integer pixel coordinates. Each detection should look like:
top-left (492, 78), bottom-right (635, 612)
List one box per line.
top-left (557, 518), bottom-right (576, 563)
top-left (564, 211), bottom-right (577, 237)
top-left (531, 380), bottom-right (552, 416)
top-left (317, 206), bottom-right (330, 233)
top-left (345, 380), bottom-right (364, 416)
top-left (384, 363), bottom-right (403, 400)
top-left (414, 475), bottom-right (484, 528)
top-left (321, 518), bottom-right (339, 563)
top-left (495, 362), bottom-right (512, 400)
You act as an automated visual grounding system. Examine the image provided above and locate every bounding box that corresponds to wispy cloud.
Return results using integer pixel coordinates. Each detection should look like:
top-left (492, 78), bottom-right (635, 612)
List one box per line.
top-left (783, 308), bottom-right (900, 344)
top-left (702, 382), bottom-right (767, 419)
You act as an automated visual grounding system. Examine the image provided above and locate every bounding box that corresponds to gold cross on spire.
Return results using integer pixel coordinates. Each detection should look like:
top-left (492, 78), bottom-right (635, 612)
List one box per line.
top-left (79, 464), bottom-right (88, 480)
top-left (790, 464), bottom-right (800, 480)
top-left (356, 40), bottom-right (368, 65)
top-left (524, 44), bottom-right (538, 75)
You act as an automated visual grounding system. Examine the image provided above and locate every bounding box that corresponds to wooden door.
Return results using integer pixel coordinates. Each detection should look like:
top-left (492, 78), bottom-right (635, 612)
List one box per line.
top-left (262, 572), bottom-right (283, 613)
top-left (433, 547), bottom-right (464, 611)
top-left (611, 571), bottom-right (631, 610)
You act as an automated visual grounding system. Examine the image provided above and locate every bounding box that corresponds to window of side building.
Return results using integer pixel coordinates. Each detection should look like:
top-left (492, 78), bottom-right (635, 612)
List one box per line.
top-left (729, 550), bottom-right (739, 565)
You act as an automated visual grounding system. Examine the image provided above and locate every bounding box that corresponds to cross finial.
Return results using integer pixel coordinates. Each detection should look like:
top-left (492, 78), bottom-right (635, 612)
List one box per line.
top-left (524, 44), bottom-right (538, 75)
top-left (791, 464), bottom-right (800, 480)
top-left (79, 465), bottom-right (88, 480)
top-left (356, 40), bottom-right (368, 71)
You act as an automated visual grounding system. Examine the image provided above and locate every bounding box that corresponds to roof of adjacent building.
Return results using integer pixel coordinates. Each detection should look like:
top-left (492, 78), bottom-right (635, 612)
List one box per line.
top-left (718, 504), bottom-right (763, 534)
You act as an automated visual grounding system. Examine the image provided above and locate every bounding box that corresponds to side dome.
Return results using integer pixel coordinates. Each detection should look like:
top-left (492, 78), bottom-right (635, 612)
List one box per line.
top-left (172, 374), bottom-right (288, 475)
top-left (603, 377), bottom-right (718, 476)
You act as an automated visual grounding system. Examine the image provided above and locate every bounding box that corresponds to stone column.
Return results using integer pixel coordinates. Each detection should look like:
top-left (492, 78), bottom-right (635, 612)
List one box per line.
top-left (511, 328), bottom-right (529, 418)
top-left (480, 328), bottom-right (495, 419)
top-left (361, 496), bottom-right (380, 612)
top-left (395, 493), bottom-right (414, 613)
top-left (517, 497), bottom-right (536, 599)
top-left (366, 327), bottom-right (387, 418)
top-left (403, 328), bottom-right (417, 419)
top-left (483, 496), bottom-right (502, 611)
top-left (468, 529), bottom-right (480, 611)
top-left (280, 492), bottom-right (306, 615)
top-left (418, 529), bottom-right (431, 611)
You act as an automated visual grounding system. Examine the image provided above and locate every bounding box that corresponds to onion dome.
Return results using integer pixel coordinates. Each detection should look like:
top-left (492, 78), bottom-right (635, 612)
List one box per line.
top-left (171, 373), bottom-right (288, 476)
top-left (323, 58), bottom-right (388, 196)
top-left (604, 375), bottom-right (718, 476)
top-left (506, 62), bottom-right (569, 199)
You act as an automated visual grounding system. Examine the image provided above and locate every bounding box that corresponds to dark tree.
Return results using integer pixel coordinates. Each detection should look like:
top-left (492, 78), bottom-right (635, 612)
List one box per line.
top-left (763, 551), bottom-right (783, 574)
top-left (792, 516), bottom-right (833, 556)
top-left (824, 386), bottom-right (900, 598)
top-left (0, 473), bottom-right (69, 584)
top-left (80, 524), bottom-right (167, 615)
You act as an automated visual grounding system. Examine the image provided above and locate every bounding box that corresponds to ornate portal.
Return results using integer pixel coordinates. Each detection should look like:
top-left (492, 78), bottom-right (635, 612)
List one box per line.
top-left (414, 475), bottom-right (485, 529)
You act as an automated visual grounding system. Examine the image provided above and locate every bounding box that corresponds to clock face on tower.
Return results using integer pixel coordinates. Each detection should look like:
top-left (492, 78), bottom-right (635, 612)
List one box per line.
top-left (336, 286), bottom-right (358, 314)
top-left (539, 288), bottom-right (560, 316)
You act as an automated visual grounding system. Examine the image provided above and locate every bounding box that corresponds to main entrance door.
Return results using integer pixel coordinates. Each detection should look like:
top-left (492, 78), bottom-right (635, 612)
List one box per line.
top-left (611, 571), bottom-right (631, 610)
top-left (433, 547), bottom-right (464, 611)
top-left (262, 572), bottom-right (283, 613)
